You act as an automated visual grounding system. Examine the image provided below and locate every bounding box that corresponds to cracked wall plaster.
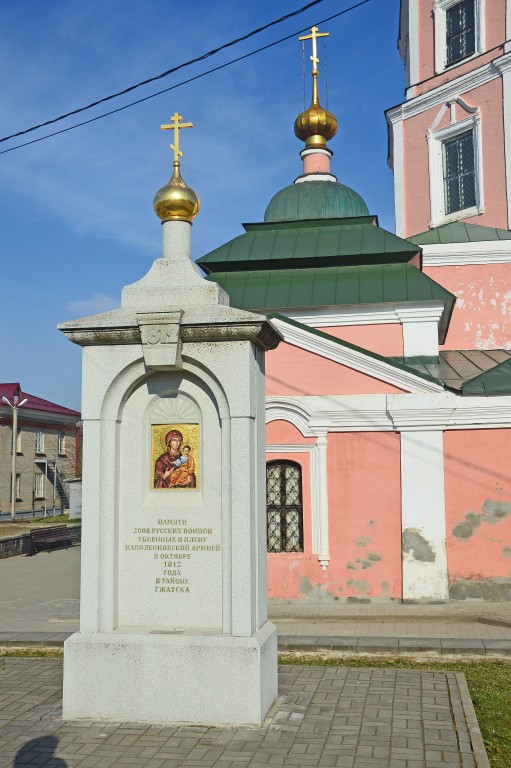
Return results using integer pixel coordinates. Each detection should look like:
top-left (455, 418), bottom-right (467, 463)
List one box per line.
top-left (402, 529), bottom-right (435, 562)
top-left (453, 499), bottom-right (511, 539)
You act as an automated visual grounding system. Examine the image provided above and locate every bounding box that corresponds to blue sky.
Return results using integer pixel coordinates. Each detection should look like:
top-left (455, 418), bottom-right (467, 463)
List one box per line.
top-left (0, 0), bottom-right (403, 411)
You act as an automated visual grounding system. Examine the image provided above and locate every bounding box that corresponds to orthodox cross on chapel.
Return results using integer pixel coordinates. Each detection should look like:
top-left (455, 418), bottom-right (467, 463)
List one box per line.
top-left (299, 25), bottom-right (329, 106)
top-left (161, 111), bottom-right (193, 163)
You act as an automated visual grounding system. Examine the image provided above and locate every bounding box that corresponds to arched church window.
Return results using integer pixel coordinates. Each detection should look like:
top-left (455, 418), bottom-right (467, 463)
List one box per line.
top-left (266, 460), bottom-right (303, 553)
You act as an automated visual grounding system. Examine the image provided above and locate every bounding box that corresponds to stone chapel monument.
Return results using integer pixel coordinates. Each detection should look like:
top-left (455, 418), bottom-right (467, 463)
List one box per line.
top-left (60, 113), bottom-right (280, 726)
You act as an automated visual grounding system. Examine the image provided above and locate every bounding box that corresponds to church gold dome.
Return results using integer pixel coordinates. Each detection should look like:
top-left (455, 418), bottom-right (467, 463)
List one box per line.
top-left (294, 103), bottom-right (338, 148)
top-left (153, 161), bottom-right (200, 223)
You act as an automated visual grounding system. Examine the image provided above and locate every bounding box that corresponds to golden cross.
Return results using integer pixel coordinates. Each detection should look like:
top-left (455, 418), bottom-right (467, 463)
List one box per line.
top-left (161, 112), bottom-right (193, 163)
top-left (299, 26), bottom-right (329, 73)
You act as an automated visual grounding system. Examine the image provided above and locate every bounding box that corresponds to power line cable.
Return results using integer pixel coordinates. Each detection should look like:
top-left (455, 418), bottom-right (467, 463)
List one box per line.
top-left (0, 0), bottom-right (372, 157)
top-left (0, 0), bottom-right (328, 145)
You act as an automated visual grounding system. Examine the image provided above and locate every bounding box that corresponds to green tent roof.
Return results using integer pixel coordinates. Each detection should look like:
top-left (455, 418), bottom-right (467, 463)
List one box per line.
top-left (206, 263), bottom-right (455, 342)
top-left (198, 218), bottom-right (421, 273)
top-left (409, 221), bottom-right (511, 245)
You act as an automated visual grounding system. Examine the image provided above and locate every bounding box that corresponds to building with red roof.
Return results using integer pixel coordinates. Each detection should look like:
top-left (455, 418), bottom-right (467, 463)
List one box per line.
top-left (0, 383), bottom-right (81, 517)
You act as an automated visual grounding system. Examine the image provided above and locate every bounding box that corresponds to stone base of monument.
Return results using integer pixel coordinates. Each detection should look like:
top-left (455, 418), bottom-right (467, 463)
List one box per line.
top-left (63, 621), bottom-right (278, 726)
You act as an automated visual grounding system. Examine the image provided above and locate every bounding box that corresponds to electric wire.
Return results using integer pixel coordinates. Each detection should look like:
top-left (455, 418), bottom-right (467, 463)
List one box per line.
top-left (0, 0), bottom-right (328, 146)
top-left (0, 0), bottom-right (372, 157)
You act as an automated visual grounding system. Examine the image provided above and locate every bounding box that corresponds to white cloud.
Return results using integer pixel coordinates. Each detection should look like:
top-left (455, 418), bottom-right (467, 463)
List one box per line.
top-left (66, 293), bottom-right (118, 316)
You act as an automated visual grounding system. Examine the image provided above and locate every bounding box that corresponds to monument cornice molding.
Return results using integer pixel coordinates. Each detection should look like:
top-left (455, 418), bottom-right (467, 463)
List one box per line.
top-left (181, 321), bottom-right (282, 350)
top-left (60, 317), bottom-right (282, 351)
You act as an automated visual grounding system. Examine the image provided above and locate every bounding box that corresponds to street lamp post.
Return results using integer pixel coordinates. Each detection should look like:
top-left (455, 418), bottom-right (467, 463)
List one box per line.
top-left (2, 394), bottom-right (28, 521)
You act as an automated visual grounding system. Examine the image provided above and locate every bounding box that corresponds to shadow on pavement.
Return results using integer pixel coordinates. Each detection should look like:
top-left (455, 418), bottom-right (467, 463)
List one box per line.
top-left (14, 735), bottom-right (67, 767)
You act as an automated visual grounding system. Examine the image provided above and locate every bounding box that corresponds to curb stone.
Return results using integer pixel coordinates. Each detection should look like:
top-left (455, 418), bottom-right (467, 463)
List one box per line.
top-left (1, 633), bottom-right (511, 656)
top-left (454, 672), bottom-right (491, 768)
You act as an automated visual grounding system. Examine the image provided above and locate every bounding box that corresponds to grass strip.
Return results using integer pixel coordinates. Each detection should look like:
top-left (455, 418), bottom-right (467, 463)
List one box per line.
top-left (280, 654), bottom-right (511, 768)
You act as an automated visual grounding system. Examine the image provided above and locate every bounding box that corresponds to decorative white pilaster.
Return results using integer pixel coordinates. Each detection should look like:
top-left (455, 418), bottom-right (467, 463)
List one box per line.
top-left (387, 109), bottom-right (405, 237)
top-left (395, 304), bottom-right (444, 357)
top-left (399, 429), bottom-right (448, 601)
top-left (495, 55), bottom-right (511, 228)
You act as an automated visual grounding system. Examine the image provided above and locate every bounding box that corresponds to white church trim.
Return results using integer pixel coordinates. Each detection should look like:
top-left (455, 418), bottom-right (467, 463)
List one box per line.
top-left (279, 301), bottom-right (444, 328)
top-left (400, 429), bottom-right (449, 601)
top-left (427, 111), bottom-right (484, 228)
top-left (387, 52), bottom-right (511, 124)
top-left (494, 54), bottom-right (511, 228)
top-left (267, 393), bottom-right (511, 434)
top-left (433, 0), bottom-right (485, 76)
top-left (266, 441), bottom-right (330, 569)
top-left (421, 240), bottom-right (511, 266)
top-left (265, 397), bottom-right (315, 436)
top-left (269, 316), bottom-right (445, 394)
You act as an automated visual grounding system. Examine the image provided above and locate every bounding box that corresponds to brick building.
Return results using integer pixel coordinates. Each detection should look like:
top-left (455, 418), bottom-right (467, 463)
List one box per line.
top-left (0, 383), bottom-right (81, 516)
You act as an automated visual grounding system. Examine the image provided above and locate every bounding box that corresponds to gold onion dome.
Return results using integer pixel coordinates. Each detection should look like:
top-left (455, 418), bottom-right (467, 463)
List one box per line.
top-left (153, 160), bottom-right (200, 223)
top-left (294, 102), bottom-right (338, 148)
top-left (294, 25), bottom-right (338, 148)
top-left (153, 111), bottom-right (200, 223)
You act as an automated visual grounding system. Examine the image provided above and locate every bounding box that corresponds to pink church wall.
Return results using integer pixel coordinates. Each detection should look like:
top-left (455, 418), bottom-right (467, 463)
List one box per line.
top-left (403, 78), bottom-right (507, 237)
top-left (318, 324), bottom-right (404, 357)
top-left (265, 426), bottom-right (403, 601)
top-left (266, 419), bottom-right (316, 446)
top-left (425, 263), bottom-right (511, 349)
top-left (266, 342), bottom-right (406, 397)
top-left (327, 432), bottom-right (403, 600)
top-left (415, 0), bottom-right (505, 93)
top-left (444, 429), bottom-right (511, 599)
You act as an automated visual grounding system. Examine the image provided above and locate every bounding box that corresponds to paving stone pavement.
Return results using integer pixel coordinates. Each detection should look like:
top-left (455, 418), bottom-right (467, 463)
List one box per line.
top-left (0, 659), bottom-right (489, 768)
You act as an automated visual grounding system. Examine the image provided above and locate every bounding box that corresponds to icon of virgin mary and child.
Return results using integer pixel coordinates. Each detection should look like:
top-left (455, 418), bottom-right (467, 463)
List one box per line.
top-left (153, 429), bottom-right (196, 489)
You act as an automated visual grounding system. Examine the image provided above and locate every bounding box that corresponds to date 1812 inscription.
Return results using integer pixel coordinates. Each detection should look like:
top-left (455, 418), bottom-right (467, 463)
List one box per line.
top-left (124, 518), bottom-right (220, 594)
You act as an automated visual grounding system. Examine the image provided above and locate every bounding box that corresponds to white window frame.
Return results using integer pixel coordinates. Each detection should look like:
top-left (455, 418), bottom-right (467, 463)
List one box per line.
top-left (35, 430), bottom-right (44, 454)
top-left (10, 473), bottom-right (21, 501)
top-left (434, 0), bottom-right (485, 74)
top-left (58, 431), bottom-right (66, 455)
top-left (427, 114), bottom-right (484, 227)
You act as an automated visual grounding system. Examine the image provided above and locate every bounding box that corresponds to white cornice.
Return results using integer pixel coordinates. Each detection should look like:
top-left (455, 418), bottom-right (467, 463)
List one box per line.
top-left (278, 302), bottom-right (445, 328)
top-left (265, 398), bottom-right (315, 437)
top-left (265, 393), bottom-right (511, 433)
top-left (387, 52), bottom-right (511, 123)
top-left (388, 393), bottom-right (511, 430)
top-left (421, 240), bottom-right (511, 266)
top-left (270, 317), bottom-right (444, 394)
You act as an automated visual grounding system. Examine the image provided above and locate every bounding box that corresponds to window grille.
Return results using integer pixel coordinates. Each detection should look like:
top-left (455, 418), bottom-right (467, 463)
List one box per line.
top-left (266, 460), bottom-right (304, 553)
top-left (35, 431), bottom-right (44, 454)
top-left (446, 0), bottom-right (475, 66)
top-left (34, 473), bottom-right (43, 498)
top-left (443, 130), bottom-right (476, 214)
